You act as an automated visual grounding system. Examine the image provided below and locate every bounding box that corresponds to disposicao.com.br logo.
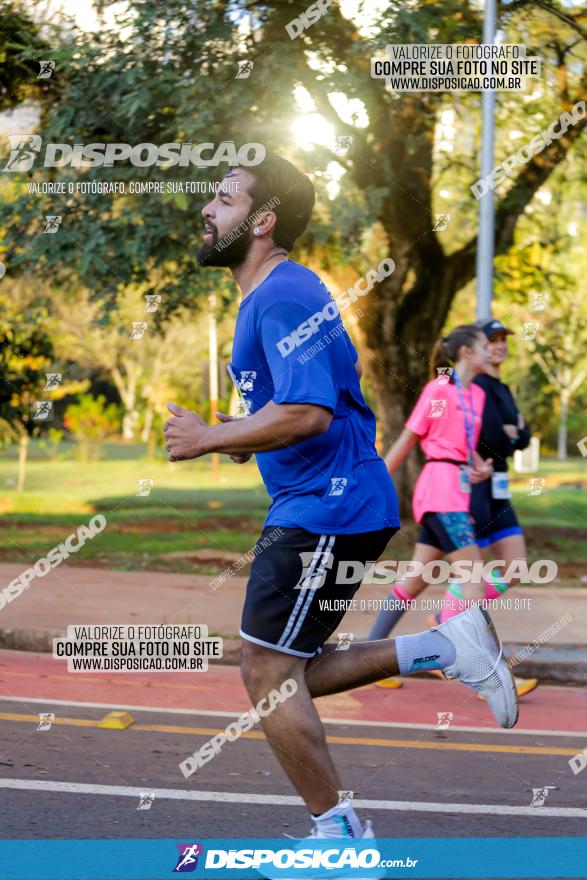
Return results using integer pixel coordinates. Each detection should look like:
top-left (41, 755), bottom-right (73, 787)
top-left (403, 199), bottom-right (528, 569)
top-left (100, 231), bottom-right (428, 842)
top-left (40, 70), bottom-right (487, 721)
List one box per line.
top-left (3, 136), bottom-right (265, 171)
top-left (173, 842), bottom-right (204, 873)
top-left (191, 845), bottom-right (383, 873)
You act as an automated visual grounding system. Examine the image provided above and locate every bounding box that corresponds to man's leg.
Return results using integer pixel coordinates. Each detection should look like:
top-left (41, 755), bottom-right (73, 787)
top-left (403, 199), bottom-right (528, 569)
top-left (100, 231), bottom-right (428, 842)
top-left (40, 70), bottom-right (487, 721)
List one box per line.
top-left (306, 639), bottom-right (399, 697)
top-left (241, 634), bottom-right (453, 811)
top-left (303, 608), bottom-right (518, 731)
top-left (239, 526), bottom-right (375, 821)
top-left (238, 523), bottom-right (517, 836)
top-left (305, 629), bottom-right (458, 697)
top-left (241, 639), bottom-right (344, 815)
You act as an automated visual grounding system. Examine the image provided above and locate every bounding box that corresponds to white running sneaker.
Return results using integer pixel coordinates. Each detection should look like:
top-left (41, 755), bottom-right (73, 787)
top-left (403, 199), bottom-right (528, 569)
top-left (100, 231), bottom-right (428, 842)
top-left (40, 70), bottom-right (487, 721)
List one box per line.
top-left (259, 820), bottom-right (385, 880)
top-left (434, 605), bottom-right (519, 729)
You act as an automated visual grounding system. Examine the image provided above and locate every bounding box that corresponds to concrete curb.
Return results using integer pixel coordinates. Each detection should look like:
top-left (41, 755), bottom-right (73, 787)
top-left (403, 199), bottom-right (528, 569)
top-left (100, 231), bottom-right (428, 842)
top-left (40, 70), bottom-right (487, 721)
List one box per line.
top-left (1, 628), bottom-right (585, 685)
top-left (504, 642), bottom-right (587, 686)
top-left (0, 627), bottom-right (64, 654)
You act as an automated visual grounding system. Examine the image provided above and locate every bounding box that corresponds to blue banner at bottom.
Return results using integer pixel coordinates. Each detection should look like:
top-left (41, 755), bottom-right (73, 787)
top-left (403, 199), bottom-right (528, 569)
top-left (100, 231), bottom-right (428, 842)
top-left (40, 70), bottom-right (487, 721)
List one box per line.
top-left (0, 838), bottom-right (585, 879)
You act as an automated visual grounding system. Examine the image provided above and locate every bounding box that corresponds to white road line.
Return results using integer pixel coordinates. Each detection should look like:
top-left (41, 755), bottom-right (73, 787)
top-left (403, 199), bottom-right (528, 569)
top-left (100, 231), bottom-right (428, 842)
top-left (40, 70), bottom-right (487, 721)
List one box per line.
top-left (0, 695), bottom-right (583, 738)
top-left (1, 779), bottom-right (585, 817)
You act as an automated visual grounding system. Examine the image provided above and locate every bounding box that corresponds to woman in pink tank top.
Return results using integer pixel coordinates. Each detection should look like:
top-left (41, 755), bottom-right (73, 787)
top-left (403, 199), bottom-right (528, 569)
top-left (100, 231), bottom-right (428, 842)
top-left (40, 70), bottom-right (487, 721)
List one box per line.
top-left (369, 324), bottom-right (536, 700)
top-left (369, 325), bottom-right (493, 638)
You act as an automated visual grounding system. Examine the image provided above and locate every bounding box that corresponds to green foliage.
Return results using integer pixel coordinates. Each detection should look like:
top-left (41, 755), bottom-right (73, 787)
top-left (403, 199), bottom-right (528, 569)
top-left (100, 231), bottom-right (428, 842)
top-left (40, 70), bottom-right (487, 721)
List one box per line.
top-left (38, 426), bottom-right (65, 459)
top-left (0, 278), bottom-right (90, 445)
top-left (63, 393), bottom-right (120, 459)
top-left (491, 148), bottom-right (587, 452)
top-left (0, 0), bottom-right (585, 456)
top-left (0, 0), bottom-right (254, 309)
top-left (0, 286), bottom-right (55, 443)
top-left (0, 1), bottom-right (55, 108)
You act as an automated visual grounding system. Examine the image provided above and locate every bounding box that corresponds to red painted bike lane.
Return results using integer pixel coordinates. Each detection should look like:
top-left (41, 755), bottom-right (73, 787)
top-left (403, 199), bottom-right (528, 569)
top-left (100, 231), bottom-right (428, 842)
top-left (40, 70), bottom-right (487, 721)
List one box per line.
top-left (1, 650), bottom-right (586, 733)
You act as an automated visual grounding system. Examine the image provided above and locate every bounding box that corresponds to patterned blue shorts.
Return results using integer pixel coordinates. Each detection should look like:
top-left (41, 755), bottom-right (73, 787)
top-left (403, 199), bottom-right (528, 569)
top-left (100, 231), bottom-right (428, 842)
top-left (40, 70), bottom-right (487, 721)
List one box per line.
top-left (418, 512), bottom-right (477, 552)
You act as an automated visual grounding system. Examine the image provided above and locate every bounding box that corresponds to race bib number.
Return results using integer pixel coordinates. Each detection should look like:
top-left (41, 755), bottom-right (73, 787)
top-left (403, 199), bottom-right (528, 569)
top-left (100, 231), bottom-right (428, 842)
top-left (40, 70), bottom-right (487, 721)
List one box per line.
top-left (459, 466), bottom-right (471, 494)
top-left (491, 472), bottom-right (512, 499)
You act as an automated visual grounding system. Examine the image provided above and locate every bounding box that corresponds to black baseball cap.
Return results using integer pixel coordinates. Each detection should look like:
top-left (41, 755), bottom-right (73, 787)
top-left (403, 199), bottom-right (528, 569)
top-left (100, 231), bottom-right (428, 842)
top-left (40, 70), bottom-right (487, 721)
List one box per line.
top-left (479, 318), bottom-right (513, 339)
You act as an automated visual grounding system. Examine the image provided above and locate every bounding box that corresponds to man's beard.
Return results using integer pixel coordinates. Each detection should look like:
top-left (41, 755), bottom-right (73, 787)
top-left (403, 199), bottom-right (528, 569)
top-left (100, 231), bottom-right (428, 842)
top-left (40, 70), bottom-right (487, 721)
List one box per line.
top-left (197, 223), bottom-right (253, 268)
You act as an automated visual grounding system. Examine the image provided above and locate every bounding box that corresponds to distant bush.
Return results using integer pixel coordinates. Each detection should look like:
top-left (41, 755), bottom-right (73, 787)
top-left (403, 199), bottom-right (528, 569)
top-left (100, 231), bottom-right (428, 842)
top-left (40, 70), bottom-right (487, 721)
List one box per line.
top-left (64, 395), bottom-right (120, 460)
top-left (38, 427), bottom-right (66, 460)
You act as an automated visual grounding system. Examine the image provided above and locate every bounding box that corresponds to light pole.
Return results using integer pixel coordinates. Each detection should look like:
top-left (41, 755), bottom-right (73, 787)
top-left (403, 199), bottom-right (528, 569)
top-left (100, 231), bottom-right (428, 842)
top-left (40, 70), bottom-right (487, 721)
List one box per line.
top-left (476, 0), bottom-right (497, 320)
top-left (208, 292), bottom-right (220, 482)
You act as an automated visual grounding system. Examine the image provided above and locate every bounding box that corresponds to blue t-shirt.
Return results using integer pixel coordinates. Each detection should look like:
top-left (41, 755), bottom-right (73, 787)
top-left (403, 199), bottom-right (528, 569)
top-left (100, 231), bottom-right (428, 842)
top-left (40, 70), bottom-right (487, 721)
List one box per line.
top-left (229, 260), bottom-right (400, 534)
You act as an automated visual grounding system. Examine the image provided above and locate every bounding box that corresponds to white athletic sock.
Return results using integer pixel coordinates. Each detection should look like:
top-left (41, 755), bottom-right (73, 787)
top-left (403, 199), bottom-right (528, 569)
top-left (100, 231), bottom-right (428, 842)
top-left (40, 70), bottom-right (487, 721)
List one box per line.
top-left (396, 630), bottom-right (456, 675)
top-left (312, 798), bottom-right (363, 838)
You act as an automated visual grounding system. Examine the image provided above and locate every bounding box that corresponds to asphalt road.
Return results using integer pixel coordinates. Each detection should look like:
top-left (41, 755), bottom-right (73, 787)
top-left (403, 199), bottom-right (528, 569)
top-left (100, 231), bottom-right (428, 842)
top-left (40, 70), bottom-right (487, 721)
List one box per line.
top-left (0, 651), bottom-right (586, 878)
top-left (0, 701), bottom-right (585, 838)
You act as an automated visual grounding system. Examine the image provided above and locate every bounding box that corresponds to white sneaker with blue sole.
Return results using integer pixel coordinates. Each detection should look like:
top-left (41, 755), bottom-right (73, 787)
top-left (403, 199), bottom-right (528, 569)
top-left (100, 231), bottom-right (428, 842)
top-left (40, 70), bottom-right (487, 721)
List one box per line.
top-left (258, 820), bottom-right (385, 880)
top-left (434, 605), bottom-right (519, 728)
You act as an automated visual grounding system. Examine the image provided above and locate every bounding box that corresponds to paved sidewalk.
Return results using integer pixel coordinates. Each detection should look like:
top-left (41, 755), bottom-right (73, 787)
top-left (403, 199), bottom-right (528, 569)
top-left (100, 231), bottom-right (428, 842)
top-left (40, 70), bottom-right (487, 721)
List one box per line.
top-left (0, 564), bottom-right (585, 682)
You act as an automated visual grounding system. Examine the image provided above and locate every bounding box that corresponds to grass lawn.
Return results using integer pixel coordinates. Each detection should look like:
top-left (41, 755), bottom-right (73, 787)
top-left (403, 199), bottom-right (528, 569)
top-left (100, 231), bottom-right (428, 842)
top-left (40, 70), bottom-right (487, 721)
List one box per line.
top-left (0, 442), bottom-right (269, 572)
top-left (0, 441), bottom-right (585, 581)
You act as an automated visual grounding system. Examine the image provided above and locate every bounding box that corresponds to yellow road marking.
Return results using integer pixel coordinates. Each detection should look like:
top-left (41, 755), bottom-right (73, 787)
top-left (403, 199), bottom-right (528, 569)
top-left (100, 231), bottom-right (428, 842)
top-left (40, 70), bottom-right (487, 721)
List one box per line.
top-left (0, 712), bottom-right (95, 727)
top-left (133, 723), bottom-right (576, 755)
top-left (0, 712), bottom-right (577, 756)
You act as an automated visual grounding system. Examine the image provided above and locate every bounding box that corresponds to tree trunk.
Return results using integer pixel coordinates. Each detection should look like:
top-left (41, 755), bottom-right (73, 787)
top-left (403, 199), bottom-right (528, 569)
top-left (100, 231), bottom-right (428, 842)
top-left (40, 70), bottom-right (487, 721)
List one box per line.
top-left (558, 389), bottom-right (569, 461)
top-left (356, 253), bottom-right (456, 517)
top-left (147, 426), bottom-right (157, 461)
top-left (17, 432), bottom-right (28, 493)
top-left (141, 406), bottom-right (154, 443)
top-left (112, 363), bottom-right (139, 442)
top-left (122, 408), bottom-right (139, 442)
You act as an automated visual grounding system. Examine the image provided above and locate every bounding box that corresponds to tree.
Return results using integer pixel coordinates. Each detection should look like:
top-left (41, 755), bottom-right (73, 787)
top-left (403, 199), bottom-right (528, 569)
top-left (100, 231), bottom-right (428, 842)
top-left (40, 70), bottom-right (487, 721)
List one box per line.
top-left (1, 0), bottom-right (585, 502)
top-left (491, 133), bottom-right (587, 459)
top-left (47, 283), bottom-right (236, 444)
top-left (64, 393), bottom-right (120, 459)
top-left (531, 309), bottom-right (587, 459)
top-left (0, 283), bottom-right (84, 489)
top-left (0, 0), bottom-right (54, 109)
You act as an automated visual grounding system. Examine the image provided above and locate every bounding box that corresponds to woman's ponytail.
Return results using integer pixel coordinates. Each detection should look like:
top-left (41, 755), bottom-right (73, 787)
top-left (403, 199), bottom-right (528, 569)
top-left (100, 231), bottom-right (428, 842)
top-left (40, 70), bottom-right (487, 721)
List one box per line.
top-left (430, 324), bottom-right (482, 380)
top-left (431, 336), bottom-right (451, 377)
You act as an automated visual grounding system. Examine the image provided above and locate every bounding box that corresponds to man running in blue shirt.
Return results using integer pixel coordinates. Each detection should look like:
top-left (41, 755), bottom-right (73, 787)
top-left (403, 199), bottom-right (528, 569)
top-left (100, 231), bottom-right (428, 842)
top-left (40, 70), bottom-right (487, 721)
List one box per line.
top-left (164, 153), bottom-right (518, 848)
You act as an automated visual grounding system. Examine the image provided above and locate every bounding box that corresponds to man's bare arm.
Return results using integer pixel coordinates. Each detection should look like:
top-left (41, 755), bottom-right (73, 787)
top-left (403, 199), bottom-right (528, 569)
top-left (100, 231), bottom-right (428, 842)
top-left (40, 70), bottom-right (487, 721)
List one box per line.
top-left (164, 401), bottom-right (333, 461)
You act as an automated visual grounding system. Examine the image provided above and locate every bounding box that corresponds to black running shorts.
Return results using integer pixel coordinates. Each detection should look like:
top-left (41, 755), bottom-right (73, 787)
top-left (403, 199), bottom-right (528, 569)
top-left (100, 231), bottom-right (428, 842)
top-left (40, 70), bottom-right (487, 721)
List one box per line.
top-left (470, 478), bottom-right (523, 548)
top-left (418, 512), bottom-right (477, 553)
top-left (240, 526), bottom-right (397, 657)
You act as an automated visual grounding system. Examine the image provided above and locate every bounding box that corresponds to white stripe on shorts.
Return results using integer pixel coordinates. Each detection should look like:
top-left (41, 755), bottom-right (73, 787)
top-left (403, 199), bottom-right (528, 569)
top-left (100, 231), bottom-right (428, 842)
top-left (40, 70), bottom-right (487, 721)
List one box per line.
top-left (284, 534), bottom-right (336, 650)
top-left (277, 534), bottom-right (328, 649)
